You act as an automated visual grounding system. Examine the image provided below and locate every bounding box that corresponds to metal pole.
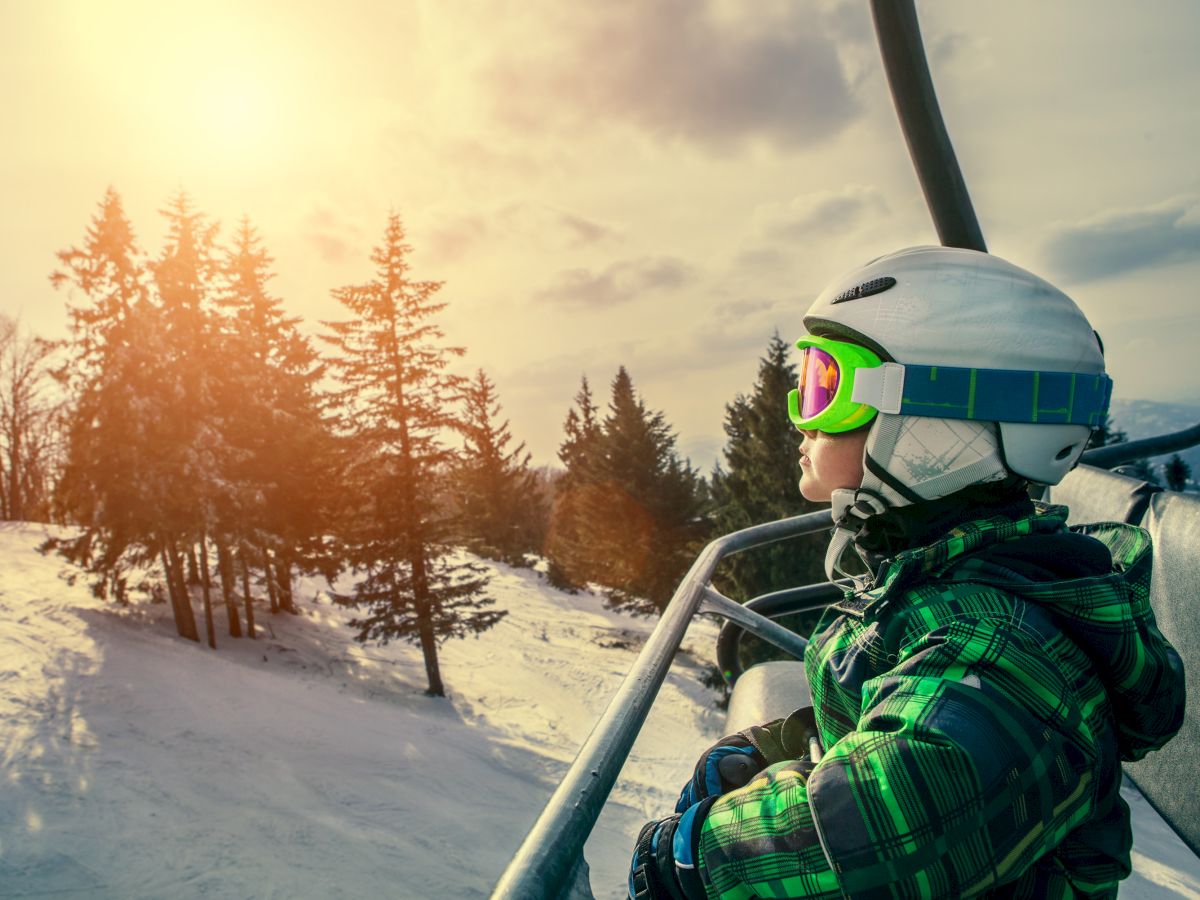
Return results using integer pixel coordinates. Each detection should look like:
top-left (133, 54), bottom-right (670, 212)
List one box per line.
top-left (490, 511), bottom-right (832, 899)
top-left (1081, 423), bottom-right (1200, 469)
top-left (871, 0), bottom-right (987, 252)
top-left (699, 587), bottom-right (810, 662)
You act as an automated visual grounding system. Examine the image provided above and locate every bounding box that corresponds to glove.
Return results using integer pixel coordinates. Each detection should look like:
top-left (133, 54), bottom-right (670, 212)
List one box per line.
top-left (628, 798), bottom-right (716, 900)
top-left (674, 733), bottom-right (767, 813)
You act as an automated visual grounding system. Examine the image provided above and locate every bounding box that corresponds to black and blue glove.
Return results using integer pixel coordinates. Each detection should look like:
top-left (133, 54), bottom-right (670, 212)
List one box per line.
top-left (674, 733), bottom-right (767, 813)
top-left (628, 798), bottom-right (716, 900)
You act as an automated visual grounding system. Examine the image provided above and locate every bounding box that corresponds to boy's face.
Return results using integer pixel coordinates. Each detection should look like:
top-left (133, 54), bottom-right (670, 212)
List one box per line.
top-left (797, 427), bottom-right (870, 502)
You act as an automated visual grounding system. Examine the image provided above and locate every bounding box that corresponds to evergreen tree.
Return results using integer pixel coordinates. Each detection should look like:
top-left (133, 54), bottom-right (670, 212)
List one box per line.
top-left (1163, 454), bottom-right (1192, 492)
top-left (454, 369), bottom-right (536, 564)
top-left (322, 213), bottom-right (503, 696)
top-left (216, 216), bottom-right (333, 626)
top-left (1087, 411), bottom-right (1157, 483)
top-left (151, 191), bottom-right (227, 647)
top-left (710, 333), bottom-right (826, 603)
top-left (50, 190), bottom-right (201, 640)
top-left (49, 186), bottom-right (147, 391)
top-left (1086, 412), bottom-right (1127, 449)
top-left (546, 376), bottom-right (602, 589)
top-left (575, 367), bottom-right (707, 613)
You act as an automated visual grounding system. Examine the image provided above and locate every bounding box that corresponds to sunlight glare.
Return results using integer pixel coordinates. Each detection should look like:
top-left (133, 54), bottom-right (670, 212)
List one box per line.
top-left (193, 67), bottom-right (278, 160)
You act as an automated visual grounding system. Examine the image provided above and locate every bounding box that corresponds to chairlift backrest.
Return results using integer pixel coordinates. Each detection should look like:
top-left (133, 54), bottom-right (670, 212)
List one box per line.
top-left (1047, 464), bottom-right (1160, 526)
top-left (1122, 490), bottom-right (1200, 856)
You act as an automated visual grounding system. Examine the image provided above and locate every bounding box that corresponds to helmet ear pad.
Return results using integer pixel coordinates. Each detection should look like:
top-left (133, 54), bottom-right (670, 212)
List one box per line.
top-left (996, 422), bottom-right (1092, 485)
top-left (859, 413), bottom-right (1009, 509)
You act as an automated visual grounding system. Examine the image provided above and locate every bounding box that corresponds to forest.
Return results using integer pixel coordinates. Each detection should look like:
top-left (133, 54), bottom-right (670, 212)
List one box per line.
top-left (4, 188), bottom-right (1185, 696)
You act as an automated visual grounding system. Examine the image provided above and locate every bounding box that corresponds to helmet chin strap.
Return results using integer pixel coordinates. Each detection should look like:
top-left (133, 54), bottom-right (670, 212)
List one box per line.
top-left (824, 486), bottom-right (890, 584)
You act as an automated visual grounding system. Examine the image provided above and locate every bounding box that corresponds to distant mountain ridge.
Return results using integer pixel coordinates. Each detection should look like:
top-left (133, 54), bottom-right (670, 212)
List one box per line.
top-left (1107, 398), bottom-right (1200, 483)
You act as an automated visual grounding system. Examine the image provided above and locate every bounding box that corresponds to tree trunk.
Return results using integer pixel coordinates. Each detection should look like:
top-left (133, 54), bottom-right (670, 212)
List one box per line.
top-left (239, 544), bottom-right (256, 639)
top-left (160, 545), bottom-right (185, 634)
top-left (7, 423), bottom-right (21, 521)
top-left (410, 550), bottom-right (444, 696)
top-left (198, 534), bottom-right (216, 650)
top-left (187, 544), bottom-right (201, 585)
top-left (259, 543), bottom-right (279, 613)
top-left (416, 604), bottom-right (444, 697)
top-left (162, 536), bottom-right (199, 642)
top-left (217, 541), bottom-right (242, 638)
top-left (275, 550), bottom-right (296, 613)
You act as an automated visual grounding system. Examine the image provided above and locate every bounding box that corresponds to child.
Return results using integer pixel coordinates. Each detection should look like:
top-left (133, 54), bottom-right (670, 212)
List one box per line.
top-left (628, 247), bottom-right (1185, 899)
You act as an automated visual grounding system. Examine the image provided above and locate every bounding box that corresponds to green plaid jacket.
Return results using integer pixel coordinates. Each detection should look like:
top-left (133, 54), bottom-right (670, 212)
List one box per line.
top-left (698, 505), bottom-right (1185, 899)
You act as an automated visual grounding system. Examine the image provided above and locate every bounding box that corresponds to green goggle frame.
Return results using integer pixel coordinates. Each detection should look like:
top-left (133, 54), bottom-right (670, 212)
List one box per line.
top-left (786, 336), bottom-right (882, 433)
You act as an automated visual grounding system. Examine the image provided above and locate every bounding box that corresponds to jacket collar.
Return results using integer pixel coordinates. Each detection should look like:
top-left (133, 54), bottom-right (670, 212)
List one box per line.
top-left (861, 502), bottom-right (1070, 602)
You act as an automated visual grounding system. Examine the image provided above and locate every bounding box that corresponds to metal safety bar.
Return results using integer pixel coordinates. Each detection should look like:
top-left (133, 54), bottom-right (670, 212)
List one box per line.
top-left (1080, 424), bottom-right (1200, 469)
top-left (490, 509), bottom-right (834, 900)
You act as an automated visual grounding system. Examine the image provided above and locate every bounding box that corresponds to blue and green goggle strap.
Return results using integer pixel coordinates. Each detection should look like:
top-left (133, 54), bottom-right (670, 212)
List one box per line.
top-left (787, 335), bottom-right (1113, 433)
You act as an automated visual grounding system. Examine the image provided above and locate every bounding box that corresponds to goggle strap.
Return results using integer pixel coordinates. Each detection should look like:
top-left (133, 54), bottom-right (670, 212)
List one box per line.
top-left (899, 365), bottom-right (1112, 427)
top-left (844, 361), bottom-right (1111, 427)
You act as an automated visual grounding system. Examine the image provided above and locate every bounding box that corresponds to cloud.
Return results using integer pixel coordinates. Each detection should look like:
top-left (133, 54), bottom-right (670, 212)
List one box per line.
top-left (557, 211), bottom-right (619, 247)
top-left (426, 214), bottom-right (491, 261)
top-left (423, 205), bottom-right (618, 262)
top-left (926, 30), bottom-right (993, 68)
top-left (301, 204), bottom-right (364, 263)
top-left (537, 255), bottom-right (696, 307)
top-left (754, 185), bottom-right (888, 242)
top-left (484, 0), bottom-right (863, 152)
top-left (1042, 197), bottom-right (1200, 283)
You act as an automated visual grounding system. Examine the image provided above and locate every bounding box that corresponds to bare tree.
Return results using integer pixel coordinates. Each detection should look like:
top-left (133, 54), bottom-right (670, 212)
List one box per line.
top-left (0, 316), bottom-right (60, 521)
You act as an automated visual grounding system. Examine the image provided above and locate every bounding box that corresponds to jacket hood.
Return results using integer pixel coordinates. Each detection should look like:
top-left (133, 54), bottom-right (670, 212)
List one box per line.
top-left (866, 503), bottom-right (1185, 761)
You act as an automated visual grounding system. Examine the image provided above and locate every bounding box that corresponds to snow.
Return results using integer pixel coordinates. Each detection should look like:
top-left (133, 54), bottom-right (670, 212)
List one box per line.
top-left (0, 523), bottom-right (720, 898)
top-left (0, 520), bottom-right (1195, 898)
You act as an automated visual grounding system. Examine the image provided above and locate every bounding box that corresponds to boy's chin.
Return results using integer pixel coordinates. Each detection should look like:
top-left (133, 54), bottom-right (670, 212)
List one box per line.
top-left (798, 479), bottom-right (831, 504)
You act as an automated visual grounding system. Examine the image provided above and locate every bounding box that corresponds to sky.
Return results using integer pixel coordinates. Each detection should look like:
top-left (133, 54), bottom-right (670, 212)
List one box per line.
top-left (2, 0), bottom-right (1198, 469)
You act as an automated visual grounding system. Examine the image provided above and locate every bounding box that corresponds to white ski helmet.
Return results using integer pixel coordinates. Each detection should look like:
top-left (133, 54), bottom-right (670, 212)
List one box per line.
top-left (800, 246), bottom-right (1110, 578)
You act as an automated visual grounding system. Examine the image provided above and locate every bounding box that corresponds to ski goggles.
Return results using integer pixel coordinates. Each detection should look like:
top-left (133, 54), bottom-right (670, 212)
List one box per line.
top-left (787, 334), bottom-right (1114, 434)
top-left (787, 336), bottom-right (883, 433)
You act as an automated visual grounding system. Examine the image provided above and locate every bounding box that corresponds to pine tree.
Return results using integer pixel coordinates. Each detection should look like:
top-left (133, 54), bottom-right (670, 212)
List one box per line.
top-left (151, 191), bottom-right (227, 648)
top-left (710, 333), bottom-right (826, 603)
top-left (1086, 412), bottom-right (1127, 449)
top-left (1163, 454), bottom-right (1192, 492)
top-left (50, 189), bottom-right (200, 640)
top-left (546, 377), bottom-right (602, 589)
top-left (322, 213), bottom-right (503, 696)
top-left (216, 216), bottom-right (333, 627)
top-left (582, 367), bottom-right (707, 613)
top-left (454, 369), bottom-right (536, 564)
top-left (49, 186), bottom-right (147, 391)
top-left (1087, 411), bottom-right (1157, 483)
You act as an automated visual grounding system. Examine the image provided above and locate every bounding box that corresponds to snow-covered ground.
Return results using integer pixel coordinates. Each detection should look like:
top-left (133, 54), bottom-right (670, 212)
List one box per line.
top-left (0, 521), bottom-right (1196, 899)
top-left (0, 523), bottom-right (722, 898)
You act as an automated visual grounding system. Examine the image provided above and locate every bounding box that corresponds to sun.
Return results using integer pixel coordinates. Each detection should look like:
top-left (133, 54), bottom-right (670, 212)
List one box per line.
top-left (193, 67), bottom-right (278, 159)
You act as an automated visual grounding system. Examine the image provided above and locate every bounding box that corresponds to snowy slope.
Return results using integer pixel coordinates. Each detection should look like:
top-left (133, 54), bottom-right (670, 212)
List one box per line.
top-left (0, 522), bottom-right (721, 899)
top-left (1, 521), bottom-right (1197, 899)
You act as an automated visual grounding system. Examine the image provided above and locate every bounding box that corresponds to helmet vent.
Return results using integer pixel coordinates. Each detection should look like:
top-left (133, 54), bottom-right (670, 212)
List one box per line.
top-left (831, 276), bottom-right (897, 304)
top-left (1055, 444), bottom-right (1077, 461)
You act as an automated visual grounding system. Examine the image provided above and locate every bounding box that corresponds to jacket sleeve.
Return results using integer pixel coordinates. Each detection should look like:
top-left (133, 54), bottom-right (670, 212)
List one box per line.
top-left (697, 607), bottom-right (1104, 899)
